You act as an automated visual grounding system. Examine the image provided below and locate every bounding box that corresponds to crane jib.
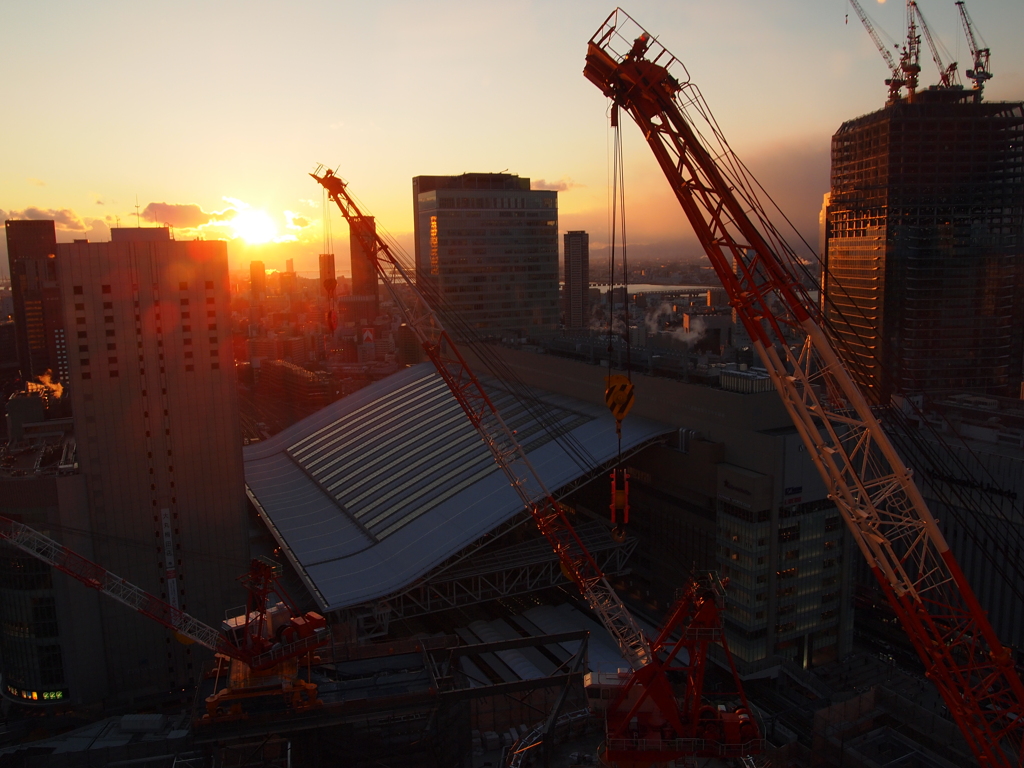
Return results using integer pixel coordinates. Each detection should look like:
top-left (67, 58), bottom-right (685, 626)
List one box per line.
top-left (583, 8), bottom-right (1024, 767)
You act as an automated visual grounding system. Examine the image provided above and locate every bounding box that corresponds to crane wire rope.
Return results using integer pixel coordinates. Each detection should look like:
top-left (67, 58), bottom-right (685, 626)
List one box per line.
top-left (669, 77), bottom-right (1024, 608)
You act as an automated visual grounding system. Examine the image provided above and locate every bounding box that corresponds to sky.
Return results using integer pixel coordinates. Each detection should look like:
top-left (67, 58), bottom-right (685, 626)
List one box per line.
top-left (2, 0), bottom-right (1022, 278)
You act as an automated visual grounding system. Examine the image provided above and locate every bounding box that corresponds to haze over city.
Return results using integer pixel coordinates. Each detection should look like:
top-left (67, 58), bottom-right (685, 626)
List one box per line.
top-left (3, 0), bottom-right (1022, 276)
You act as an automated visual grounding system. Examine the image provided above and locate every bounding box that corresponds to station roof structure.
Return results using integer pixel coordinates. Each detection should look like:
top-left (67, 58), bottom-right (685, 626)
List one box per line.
top-left (244, 362), bottom-right (674, 613)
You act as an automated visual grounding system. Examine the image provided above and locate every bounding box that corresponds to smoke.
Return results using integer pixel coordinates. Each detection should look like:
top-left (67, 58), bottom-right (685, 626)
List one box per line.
top-left (644, 301), bottom-right (706, 345)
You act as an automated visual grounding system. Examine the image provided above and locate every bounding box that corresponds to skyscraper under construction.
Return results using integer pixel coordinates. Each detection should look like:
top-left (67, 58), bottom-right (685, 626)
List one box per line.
top-left (822, 91), bottom-right (1024, 403)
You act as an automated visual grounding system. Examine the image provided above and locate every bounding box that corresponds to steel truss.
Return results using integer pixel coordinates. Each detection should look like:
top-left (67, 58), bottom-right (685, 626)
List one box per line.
top-left (345, 520), bottom-right (637, 638)
top-left (584, 9), bottom-right (1024, 765)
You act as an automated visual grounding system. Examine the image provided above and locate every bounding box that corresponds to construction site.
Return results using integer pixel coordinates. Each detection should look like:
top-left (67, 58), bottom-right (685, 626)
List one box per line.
top-left (1, 3), bottom-right (1024, 768)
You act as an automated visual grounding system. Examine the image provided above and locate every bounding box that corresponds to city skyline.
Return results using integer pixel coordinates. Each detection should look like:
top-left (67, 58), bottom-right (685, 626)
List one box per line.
top-left (2, 0), bottom-right (1023, 277)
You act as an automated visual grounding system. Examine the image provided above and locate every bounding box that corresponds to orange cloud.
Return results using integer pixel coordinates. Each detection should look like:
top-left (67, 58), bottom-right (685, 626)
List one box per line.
top-left (142, 202), bottom-right (236, 228)
top-left (4, 206), bottom-right (87, 231)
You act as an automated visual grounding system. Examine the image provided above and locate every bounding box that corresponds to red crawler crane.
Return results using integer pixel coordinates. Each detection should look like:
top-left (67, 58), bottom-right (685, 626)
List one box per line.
top-left (583, 9), bottom-right (1024, 766)
top-left (0, 515), bottom-right (327, 711)
top-left (311, 169), bottom-right (763, 764)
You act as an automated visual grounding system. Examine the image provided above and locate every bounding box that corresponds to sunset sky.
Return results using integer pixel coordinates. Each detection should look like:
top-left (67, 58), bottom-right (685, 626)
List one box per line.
top-left (2, 0), bottom-right (1022, 278)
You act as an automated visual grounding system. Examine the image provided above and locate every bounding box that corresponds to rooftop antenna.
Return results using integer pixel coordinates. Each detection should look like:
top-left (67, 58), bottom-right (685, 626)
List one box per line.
top-left (134, 195), bottom-right (141, 228)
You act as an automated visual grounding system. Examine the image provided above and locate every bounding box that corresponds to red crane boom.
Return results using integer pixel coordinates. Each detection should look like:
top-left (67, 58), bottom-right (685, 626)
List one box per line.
top-left (583, 9), bottom-right (1024, 766)
top-left (311, 169), bottom-right (763, 762)
top-left (0, 515), bottom-right (326, 672)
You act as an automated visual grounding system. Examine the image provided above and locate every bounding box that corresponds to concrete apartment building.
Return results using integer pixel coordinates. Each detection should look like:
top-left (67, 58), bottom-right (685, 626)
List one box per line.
top-left (563, 230), bottom-right (590, 330)
top-left (56, 228), bottom-right (247, 701)
top-left (412, 173), bottom-right (559, 339)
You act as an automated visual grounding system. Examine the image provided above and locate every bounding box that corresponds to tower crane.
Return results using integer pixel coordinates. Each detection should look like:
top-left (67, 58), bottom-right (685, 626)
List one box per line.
top-left (848, 0), bottom-right (924, 103)
top-left (956, 0), bottom-right (992, 93)
top-left (912, 1), bottom-right (959, 89)
top-left (311, 168), bottom-right (762, 764)
top-left (0, 515), bottom-right (327, 711)
top-left (583, 9), bottom-right (1024, 766)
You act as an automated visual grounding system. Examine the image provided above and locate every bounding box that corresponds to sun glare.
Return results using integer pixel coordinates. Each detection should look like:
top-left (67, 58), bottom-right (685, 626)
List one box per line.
top-left (230, 209), bottom-right (277, 244)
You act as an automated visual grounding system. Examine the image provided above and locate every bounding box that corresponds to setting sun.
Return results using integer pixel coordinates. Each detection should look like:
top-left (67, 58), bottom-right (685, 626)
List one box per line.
top-left (230, 209), bottom-right (277, 244)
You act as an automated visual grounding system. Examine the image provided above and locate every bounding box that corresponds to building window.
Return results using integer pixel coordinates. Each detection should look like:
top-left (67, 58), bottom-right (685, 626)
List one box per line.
top-left (205, 281), bottom-right (213, 289)
top-left (185, 365), bottom-right (194, 372)
top-left (101, 285), bottom-right (111, 294)
top-left (179, 282), bottom-right (188, 290)
top-left (73, 286), bottom-right (83, 295)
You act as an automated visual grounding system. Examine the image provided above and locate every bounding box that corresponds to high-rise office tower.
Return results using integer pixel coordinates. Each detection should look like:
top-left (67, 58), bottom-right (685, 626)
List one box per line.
top-left (280, 259), bottom-right (297, 297)
top-left (348, 216), bottom-right (379, 322)
top-left (57, 227), bottom-right (248, 698)
top-left (823, 94), bottom-right (1024, 403)
top-left (250, 260), bottom-right (266, 301)
top-left (412, 173), bottom-right (559, 338)
top-left (4, 220), bottom-right (68, 383)
top-left (563, 230), bottom-right (590, 329)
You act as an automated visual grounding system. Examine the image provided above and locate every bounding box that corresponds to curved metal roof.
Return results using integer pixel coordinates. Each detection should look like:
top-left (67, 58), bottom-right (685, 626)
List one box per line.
top-left (244, 363), bottom-right (673, 612)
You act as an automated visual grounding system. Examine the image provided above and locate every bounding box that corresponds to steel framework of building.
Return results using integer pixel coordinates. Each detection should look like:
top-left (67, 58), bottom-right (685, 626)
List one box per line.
top-left (343, 519), bottom-right (638, 638)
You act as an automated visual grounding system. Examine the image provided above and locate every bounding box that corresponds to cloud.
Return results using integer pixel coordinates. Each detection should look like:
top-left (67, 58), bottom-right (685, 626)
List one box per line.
top-left (4, 206), bottom-right (86, 231)
top-left (531, 177), bottom-right (581, 192)
top-left (284, 210), bottom-right (310, 229)
top-left (141, 202), bottom-right (235, 228)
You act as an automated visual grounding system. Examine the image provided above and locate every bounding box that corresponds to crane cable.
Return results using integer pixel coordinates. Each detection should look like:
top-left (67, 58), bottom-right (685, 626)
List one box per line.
top-left (606, 107), bottom-right (635, 539)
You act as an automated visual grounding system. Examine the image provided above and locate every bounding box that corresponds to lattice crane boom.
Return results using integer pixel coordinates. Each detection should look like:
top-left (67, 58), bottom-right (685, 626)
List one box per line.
top-left (0, 515), bottom-right (327, 671)
top-left (956, 0), bottom-right (992, 92)
top-left (913, 1), bottom-right (958, 89)
top-left (847, 0), bottom-right (905, 102)
top-left (584, 9), bottom-right (1024, 766)
top-left (310, 167), bottom-right (651, 672)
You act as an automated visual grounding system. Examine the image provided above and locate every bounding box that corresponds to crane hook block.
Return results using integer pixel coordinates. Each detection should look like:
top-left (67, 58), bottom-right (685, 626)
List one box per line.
top-left (605, 375), bottom-right (635, 423)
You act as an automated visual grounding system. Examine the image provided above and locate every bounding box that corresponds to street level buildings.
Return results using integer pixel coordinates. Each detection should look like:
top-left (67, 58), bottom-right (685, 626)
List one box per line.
top-left (822, 92), bottom-right (1024, 403)
top-left (413, 173), bottom-right (559, 339)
